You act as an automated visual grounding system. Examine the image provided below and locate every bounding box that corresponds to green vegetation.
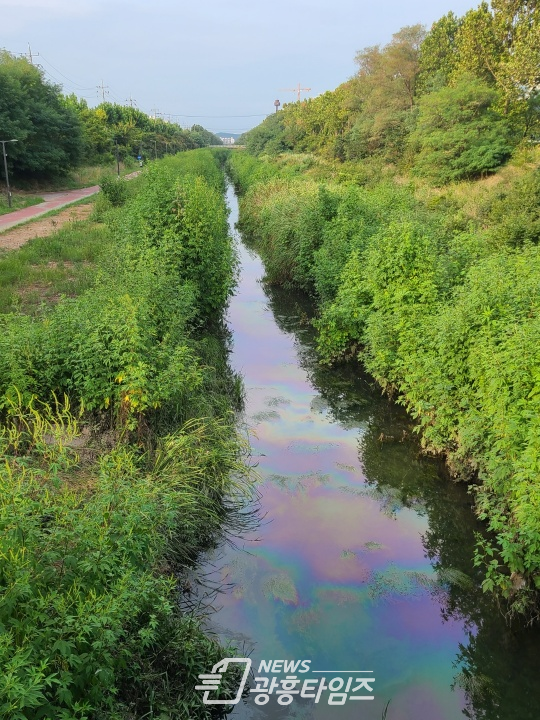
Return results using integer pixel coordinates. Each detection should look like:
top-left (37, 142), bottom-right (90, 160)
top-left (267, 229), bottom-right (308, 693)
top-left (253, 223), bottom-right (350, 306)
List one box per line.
top-left (0, 50), bottom-right (222, 184)
top-left (228, 127), bottom-right (540, 617)
top-left (0, 193), bottom-right (43, 216)
top-left (0, 211), bottom-right (108, 313)
top-left (240, 2), bottom-right (539, 178)
top-left (63, 99), bottom-right (223, 169)
top-left (0, 50), bottom-right (82, 178)
top-left (0, 150), bottom-right (251, 718)
top-left (231, 0), bottom-right (540, 618)
top-left (410, 76), bottom-right (514, 183)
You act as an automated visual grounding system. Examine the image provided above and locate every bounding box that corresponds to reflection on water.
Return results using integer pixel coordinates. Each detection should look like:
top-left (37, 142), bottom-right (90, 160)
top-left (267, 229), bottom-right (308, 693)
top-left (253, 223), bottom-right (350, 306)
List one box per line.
top-left (199, 186), bottom-right (540, 720)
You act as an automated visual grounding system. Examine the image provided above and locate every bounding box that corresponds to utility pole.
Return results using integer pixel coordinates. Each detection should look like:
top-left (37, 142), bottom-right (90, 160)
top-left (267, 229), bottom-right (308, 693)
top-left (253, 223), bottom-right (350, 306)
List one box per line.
top-left (97, 80), bottom-right (109, 102)
top-left (26, 44), bottom-right (39, 65)
top-left (1, 139), bottom-right (18, 208)
top-left (126, 95), bottom-right (137, 108)
top-left (274, 99), bottom-right (281, 113)
top-left (280, 83), bottom-right (311, 102)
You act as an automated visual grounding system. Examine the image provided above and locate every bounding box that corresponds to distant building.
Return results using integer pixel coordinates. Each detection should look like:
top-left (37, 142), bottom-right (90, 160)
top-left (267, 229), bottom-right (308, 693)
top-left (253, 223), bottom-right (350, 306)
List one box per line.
top-left (219, 136), bottom-right (236, 145)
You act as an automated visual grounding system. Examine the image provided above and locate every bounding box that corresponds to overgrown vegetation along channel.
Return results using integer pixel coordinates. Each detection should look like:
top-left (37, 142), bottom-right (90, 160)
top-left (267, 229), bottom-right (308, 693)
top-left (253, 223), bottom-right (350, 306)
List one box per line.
top-left (229, 1), bottom-right (540, 620)
top-left (0, 150), bottom-right (251, 719)
top-left (227, 146), bottom-right (540, 620)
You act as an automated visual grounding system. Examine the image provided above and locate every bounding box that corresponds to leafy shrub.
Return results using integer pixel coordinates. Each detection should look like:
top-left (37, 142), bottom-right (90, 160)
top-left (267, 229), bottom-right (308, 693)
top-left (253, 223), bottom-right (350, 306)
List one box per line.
top-left (99, 174), bottom-right (128, 206)
top-left (0, 149), bottom-right (251, 716)
top-left (0, 151), bottom-right (236, 431)
top-left (485, 169), bottom-right (540, 247)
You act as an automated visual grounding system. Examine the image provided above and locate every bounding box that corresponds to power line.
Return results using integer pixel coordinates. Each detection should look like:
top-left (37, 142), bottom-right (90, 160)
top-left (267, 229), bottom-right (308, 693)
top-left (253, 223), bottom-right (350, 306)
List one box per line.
top-left (39, 66), bottom-right (92, 96)
top-left (19, 50), bottom-right (270, 122)
top-left (151, 112), bottom-right (268, 119)
top-left (38, 53), bottom-right (95, 90)
top-left (23, 48), bottom-right (99, 99)
top-left (180, 113), bottom-right (268, 118)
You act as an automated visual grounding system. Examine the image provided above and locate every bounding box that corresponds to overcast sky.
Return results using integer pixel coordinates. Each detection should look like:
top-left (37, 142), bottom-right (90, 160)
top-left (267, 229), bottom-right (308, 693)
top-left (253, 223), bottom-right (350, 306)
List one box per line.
top-left (2, 0), bottom-right (477, 134)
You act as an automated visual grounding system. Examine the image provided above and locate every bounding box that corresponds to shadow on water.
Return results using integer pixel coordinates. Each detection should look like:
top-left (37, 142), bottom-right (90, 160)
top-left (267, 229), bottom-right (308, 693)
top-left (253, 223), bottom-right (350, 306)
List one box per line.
top-left (197, 186), bottom-right (540, 720)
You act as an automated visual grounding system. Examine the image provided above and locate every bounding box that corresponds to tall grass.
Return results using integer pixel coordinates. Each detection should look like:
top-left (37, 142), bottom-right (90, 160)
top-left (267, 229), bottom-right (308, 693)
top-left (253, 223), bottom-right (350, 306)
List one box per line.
top-left (0, 193), bottom-right (43, 215)
top-left (0, 221), bottom-right (108, 313)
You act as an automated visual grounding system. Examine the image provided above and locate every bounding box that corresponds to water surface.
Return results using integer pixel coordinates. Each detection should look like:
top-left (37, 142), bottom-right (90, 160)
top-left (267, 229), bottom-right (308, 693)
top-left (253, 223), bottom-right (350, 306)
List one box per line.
top-left (200, 185), bottom-right (540, 720)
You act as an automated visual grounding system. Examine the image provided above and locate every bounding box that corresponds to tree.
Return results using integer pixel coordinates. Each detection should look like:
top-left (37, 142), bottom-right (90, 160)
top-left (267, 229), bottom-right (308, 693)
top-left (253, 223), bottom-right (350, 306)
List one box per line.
top-left (491, 0), bottom-right (540, 116)
top-left (417, 12), bottom-right (462, 93)
top-left (0, 50), bottom-right (83, 178)
top-left (354, 25), bottom-right (426, 110)
top-left (189, 125), bottom-right (223, 147)
top-left (244, 112), bottom-right (292, 155)
top-left (449, 2), bottom-right (539, 133)
top-left (281, 83), bottom-right (355, 156)
top-left (452, 3), bottom-right (502, 85)
top-left (347, 25), bottom-right (426, 160)
top-left (410, 76), bottom-right (514, 184)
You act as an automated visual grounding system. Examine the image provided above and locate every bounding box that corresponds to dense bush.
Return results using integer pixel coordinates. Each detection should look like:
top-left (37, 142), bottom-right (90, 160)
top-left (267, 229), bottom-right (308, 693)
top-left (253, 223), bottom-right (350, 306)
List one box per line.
top-left (0, 150), bottom-right (235, 431)
top-left (227, 151), bottom-right (278, 195)
top-left (0, 402), bottom-right (249, 719)
top-left (98, 174), bottom-right (128, 207)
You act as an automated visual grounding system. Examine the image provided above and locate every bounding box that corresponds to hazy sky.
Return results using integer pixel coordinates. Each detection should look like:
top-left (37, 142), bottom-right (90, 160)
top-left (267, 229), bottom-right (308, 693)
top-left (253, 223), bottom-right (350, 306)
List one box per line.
top-left (2, 0), bottom-right (477, 134)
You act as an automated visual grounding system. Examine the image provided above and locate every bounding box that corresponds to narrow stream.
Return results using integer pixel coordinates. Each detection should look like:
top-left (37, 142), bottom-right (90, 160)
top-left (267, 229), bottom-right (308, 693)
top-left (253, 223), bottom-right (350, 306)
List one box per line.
top-left (200, 185), bottom-right (540, 720)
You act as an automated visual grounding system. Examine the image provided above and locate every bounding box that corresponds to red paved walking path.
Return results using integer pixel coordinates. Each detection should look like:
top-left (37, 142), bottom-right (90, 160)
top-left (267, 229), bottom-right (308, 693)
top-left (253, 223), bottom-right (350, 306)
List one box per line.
top-left (0, 185), bottom-right (100, 232)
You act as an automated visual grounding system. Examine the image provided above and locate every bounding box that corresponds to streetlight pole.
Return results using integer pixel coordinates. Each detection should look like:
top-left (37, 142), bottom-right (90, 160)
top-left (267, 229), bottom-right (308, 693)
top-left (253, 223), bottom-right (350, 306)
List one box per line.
top-left (1, 139), bottom-right (18, 208)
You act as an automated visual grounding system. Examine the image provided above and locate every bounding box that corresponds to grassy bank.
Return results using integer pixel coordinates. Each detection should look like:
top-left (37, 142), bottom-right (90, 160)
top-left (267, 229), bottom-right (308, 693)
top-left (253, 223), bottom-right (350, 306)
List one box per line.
top-left (0, 193), bottom-right (44, 216)
top-left (0, 150), bottom-right (251, 719)
top-left (0, 214), bottom-right (105, 313)
top-left (228, 148), bottom-right (540, 619)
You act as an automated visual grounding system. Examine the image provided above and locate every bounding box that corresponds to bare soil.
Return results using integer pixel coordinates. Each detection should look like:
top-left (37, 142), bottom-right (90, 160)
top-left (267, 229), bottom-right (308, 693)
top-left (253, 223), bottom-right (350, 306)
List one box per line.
top-left (0, 203), bottom-right (94, 251)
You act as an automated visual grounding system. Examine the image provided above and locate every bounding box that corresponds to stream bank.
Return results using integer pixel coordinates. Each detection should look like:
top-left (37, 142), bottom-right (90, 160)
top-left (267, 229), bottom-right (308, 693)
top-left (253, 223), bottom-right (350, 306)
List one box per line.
top-left (199, 184), bottom-right (540, 720)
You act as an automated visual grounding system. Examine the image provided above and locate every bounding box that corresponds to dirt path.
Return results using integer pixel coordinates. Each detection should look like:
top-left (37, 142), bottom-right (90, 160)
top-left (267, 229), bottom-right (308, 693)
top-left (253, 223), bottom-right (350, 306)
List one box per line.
top-left (0, 185), bottom-right (100, 233)
top-left (0, 203), bottom-right (94, 251)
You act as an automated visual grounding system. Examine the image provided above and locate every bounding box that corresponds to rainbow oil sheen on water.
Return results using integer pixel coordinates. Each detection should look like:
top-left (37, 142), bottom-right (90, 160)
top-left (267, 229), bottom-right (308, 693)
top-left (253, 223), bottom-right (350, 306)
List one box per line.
top-left (198, 186), bottom-right (540, 720)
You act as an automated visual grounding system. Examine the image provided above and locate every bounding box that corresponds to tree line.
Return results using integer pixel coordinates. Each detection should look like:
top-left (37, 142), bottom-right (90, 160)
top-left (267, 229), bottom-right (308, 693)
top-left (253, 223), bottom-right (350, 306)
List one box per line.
top-left (243, 0), bottom-right (540, 184)
top-left (0, 49), bottom-right (222, 180)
